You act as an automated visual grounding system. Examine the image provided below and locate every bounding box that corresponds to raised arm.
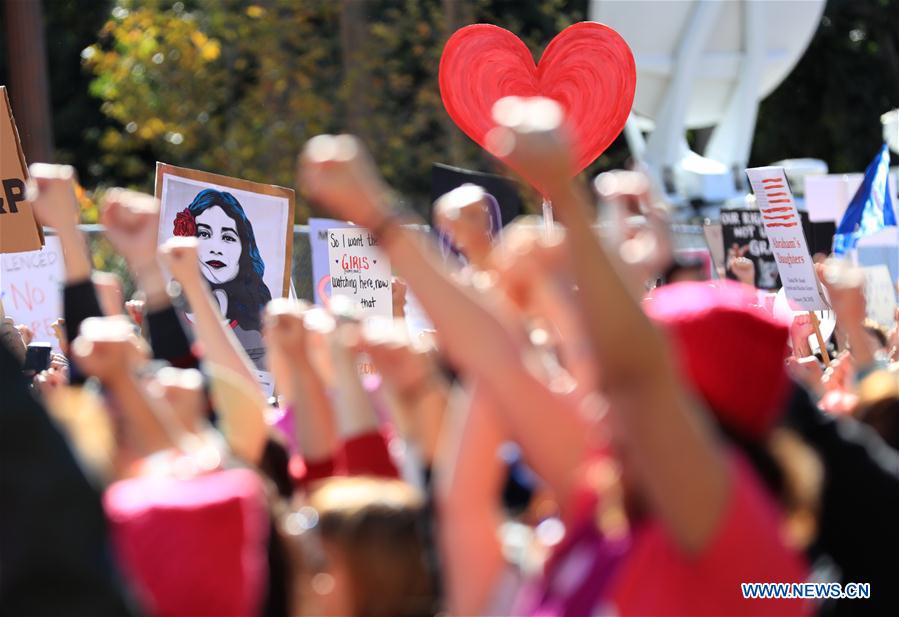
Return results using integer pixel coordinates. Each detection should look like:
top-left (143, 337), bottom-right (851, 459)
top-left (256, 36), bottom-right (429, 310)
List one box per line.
top-left (159, 237), bottom-right (259, 388)
top-left (159, 237), bottom-right (267, 463)
top-left (435, 382), bottom-right (507, 616)
top-left (263, 300), bottom-right (340, 464)
top-left (487, 97), bottom-right (728, 553)
top-left (71, 317), bottom-right (176, 461)
top-left (100, 190), bottom-right (197, 368)
top-left (27, 165), bottom-right (102, 381)
top-left (819, 260), bottom-right (878, 372)
top-left (27, 164), bottom-right (92, 284)
top-left (298, 135), bottom-right (587, 505)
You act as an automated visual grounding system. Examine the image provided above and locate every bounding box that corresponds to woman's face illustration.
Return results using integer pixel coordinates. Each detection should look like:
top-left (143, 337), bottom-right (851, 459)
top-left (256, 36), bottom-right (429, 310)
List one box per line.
top-left (196, 206), bottom-right (242, 284)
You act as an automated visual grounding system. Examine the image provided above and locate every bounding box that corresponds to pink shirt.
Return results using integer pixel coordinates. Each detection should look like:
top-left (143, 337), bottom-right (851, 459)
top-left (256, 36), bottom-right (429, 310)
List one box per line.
top-left (518, 454), bottom-right (809, 616)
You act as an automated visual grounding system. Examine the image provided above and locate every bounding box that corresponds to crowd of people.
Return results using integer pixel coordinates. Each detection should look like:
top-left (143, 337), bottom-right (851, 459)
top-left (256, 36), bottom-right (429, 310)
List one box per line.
top-left (3, 96), bottom-right (899, 616)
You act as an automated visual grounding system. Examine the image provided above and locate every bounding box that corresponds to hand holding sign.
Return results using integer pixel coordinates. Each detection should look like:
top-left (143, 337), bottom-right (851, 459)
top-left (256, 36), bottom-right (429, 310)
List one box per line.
top-left (26, 163), bottom-right (80, 231)
top-left (101, 189), bottom-right (160, 270)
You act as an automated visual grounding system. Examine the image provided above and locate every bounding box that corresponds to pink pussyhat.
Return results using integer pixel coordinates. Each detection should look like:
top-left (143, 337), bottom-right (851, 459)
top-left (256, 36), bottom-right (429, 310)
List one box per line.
top-left (643, 280), bottom-right (792, 440)
top-left (104, 468), bottom-right (270, 616)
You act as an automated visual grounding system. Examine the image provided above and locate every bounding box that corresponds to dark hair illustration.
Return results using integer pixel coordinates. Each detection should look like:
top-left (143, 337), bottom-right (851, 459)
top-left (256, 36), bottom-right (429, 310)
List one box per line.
top-left (174, 188), bottom-right (272, 331)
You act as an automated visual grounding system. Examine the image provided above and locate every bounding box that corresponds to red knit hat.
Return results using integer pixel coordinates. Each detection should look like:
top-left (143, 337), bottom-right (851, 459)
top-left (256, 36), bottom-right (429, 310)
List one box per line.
top-left (643, 281), bottom-right (791, 440)
top-left (104, 468), bottom-right (269, 616)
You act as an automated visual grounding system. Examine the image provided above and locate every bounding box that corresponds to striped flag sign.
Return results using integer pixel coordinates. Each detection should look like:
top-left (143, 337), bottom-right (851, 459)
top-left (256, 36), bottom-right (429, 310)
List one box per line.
top-left (746, 167), bottom-right (829, 311)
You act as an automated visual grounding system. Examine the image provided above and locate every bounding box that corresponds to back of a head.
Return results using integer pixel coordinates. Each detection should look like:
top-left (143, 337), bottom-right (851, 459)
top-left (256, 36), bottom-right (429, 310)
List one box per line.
top-left (306, 477), bottom-right (436, 617)
top-left (857, 370), bottom-right (899, 451)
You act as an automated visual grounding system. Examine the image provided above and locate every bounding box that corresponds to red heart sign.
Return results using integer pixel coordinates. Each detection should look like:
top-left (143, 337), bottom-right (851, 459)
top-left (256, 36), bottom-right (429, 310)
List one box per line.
top-left (439, 22), bottom-right (636, 194)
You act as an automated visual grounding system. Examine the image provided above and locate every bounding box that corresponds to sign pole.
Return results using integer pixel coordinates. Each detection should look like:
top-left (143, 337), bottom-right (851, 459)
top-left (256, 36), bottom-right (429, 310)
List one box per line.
top-left (808, 310), bottom-right (831, 367)
top-left (542, 198), bottom-right (554, 238)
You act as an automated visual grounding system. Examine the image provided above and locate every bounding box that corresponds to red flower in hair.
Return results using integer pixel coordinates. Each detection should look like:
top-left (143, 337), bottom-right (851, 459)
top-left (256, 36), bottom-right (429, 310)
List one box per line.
top-left (173, 208), bottom-right (197, 236)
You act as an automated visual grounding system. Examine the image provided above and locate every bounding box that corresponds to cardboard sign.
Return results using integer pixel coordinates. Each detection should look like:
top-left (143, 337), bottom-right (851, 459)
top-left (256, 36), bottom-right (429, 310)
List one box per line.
top-left (327, 226), bottom-right (392, 319)
top-left (155, 163), bottom-right (295, 384)
top-left (719, 208), bottom-right (780, 289)
top-left (861, 265), bottom-right (897, 328)
top-left (309, 217), bottom-right (351, 307)
top-left (747, 166), bottom-right (828, 311)
top-left (1, 236), bottom-right (63, 351)
top-left (0, 86), bottom-right (44, 254)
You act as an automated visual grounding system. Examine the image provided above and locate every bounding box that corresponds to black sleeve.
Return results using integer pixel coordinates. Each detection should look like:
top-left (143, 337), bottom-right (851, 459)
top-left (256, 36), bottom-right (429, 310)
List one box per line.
top-left (63, 279), bottom-right (104, 385)
top-left (786, 385), bottom-right (899, 613)
top-left (0, 340), bottom-right (135, 616)
top-left (144, 305), bottom-right (198, 369)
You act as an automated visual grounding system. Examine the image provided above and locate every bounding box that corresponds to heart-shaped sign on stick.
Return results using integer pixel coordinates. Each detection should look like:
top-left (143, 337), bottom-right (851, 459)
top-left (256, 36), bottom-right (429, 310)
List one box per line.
top-left (439, 22), bottom-right (636, 195)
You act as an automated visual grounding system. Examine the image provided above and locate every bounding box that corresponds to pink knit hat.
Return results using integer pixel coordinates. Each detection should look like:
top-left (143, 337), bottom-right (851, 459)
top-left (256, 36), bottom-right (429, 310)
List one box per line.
top-left (104, 467), bottom-right (269, 616)
top-left (643, 281), bottom-right (792, 440)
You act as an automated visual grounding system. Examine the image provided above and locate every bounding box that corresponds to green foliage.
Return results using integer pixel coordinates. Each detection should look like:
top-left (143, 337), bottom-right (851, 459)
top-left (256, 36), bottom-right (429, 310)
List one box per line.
top-left (84, 0), bottom-right (342, 217)
top-left (83, 0), bottom-right (594, 219)
top-left (751, 0), bottom-right (899, 171)
top-left (26, 0), bottom-right (894, 223)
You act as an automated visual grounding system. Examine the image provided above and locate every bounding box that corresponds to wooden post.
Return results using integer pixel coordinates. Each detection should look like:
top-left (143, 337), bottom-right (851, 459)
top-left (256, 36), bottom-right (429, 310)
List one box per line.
top-left (2, 0), bottom-right (55, 163)
top-left (808, 310), bottom-right (830, 366)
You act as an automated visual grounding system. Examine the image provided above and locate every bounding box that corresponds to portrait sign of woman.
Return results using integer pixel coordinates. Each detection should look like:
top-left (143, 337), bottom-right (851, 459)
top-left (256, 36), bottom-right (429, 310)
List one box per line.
top-left (173, 189), bottom-right (272, 368)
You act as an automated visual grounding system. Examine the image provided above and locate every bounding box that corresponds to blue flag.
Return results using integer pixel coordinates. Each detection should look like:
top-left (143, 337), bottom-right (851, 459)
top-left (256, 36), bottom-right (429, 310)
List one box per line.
top-left (833, 143), bottom-right (896, 255)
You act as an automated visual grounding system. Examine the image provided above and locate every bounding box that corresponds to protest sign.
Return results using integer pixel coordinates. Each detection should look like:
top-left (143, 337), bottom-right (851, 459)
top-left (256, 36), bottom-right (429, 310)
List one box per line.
top-left (0, 86), bottom-right (43, 254)
top-left (155, 163), bottom-right (294, 388)
top-left (309, 217), bottom-right (352, 307)
top-left (431, 163), bottom-right (522, 227)
top-left (327, 226), bottom-right (392, 319)
top-left (718, 208), bottom-right (780, 289)
top-left (856, 227), bottom-right (899, 286)
top-left (439, 23), bottom-right (634, 196)
top-left (804, 174), bottom-right (863, 224)
top-left (747, 166), bottom-right (828, 311)
top-left (1, 236), bottom-right (63, 351)
top-left (861, 265), bottom-right (897, 328)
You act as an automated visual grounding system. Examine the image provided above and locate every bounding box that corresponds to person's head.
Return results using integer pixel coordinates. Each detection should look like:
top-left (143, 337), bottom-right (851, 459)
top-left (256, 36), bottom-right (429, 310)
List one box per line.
top-left (862, 319), bottom-right (889, 352)
top-left (175, 189), bottom-right (272, 330)
top-left (856, 370), bottom-right (899, 451)
top-left (661, 258), bottom-right (708, 285)
top-left (642, 280), bottom-right (821, 547)
top-left (434, 184), bottom-right (502, 265)
top-left (286, 477), bottom-right (435, 617)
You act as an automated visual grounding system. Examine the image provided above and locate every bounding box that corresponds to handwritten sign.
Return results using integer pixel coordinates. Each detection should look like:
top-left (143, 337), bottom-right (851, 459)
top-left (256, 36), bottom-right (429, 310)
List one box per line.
top-left (309, 217), bottom-right (351, 307)
top-left (1, 236), bottom-right (63, 351)
top-left (719, 208), bottom-right (780, 289)
top-left (862, 265), bottom-right (897, 328)
top-left (0, 86), bottom-right (44, 254)
top-left (747, 167), bottom-right (828, 311)
top-left (327, 226), bottom-right (392, 319)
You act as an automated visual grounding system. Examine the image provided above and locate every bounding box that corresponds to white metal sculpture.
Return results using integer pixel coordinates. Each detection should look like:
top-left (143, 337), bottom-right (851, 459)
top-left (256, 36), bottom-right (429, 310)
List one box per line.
top-left (590, 0), bottom-right (826, 203)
